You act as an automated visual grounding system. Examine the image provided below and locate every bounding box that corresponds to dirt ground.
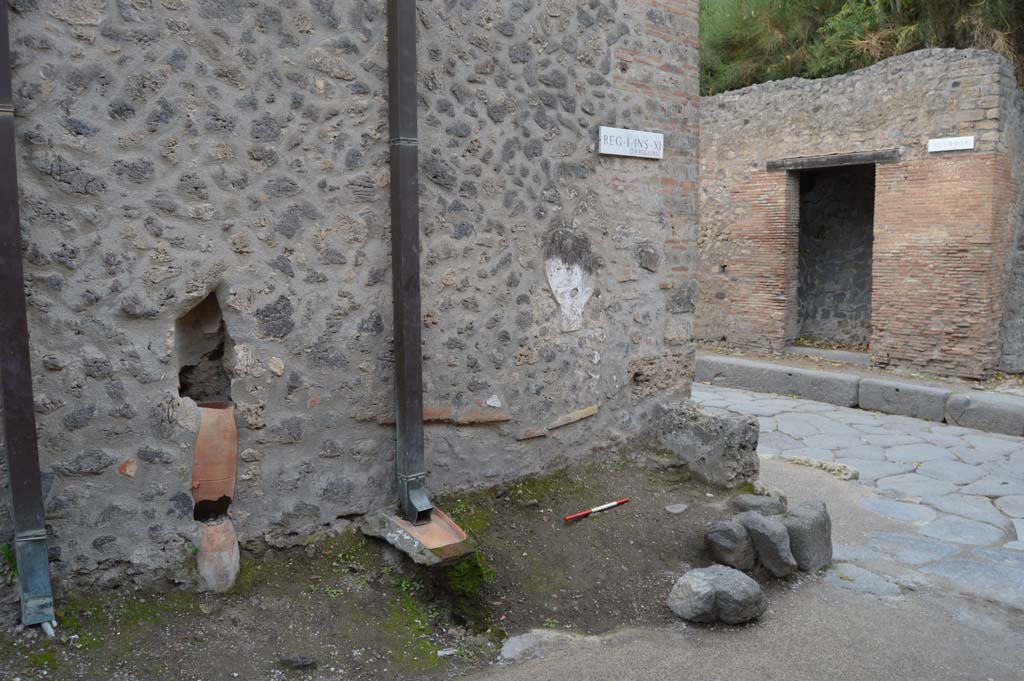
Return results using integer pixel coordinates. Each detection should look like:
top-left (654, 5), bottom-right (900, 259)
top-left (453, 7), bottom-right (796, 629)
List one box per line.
top-left (0, 457), bottom-right (740, 680)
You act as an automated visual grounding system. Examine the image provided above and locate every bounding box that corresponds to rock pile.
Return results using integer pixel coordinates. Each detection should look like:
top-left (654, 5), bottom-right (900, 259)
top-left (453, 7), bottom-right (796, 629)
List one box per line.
top-left (667, 494), bottom-right (833, 625)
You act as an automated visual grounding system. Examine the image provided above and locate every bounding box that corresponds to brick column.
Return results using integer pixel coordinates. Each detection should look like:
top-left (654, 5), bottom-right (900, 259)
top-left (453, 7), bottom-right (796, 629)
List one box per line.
top-left (872, 154), bottom-right (1014, 378)
top-left (723, 170), bottom-right (801, 349)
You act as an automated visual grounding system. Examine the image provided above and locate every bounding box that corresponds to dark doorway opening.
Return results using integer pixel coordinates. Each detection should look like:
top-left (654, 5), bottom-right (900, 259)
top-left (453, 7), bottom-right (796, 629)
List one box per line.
top-left (176, 293), bottom-right (233, 404)
top-left (797, 164), bottom-right (875, 349)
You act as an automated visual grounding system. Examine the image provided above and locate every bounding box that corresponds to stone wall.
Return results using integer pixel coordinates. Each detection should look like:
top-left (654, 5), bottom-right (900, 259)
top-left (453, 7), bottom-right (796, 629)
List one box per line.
top-left (999, 66), bottom-right (1024, 372)
top-left (0, 0), bottom-right (700, 583)
top-left (796, 165), bottom-right (874, 347)
top-left (697, 49), bottom-right (1023, 379)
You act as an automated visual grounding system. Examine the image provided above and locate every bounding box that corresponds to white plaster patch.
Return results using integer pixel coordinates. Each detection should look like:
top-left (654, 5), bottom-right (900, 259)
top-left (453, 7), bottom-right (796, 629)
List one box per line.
top-left (545, 258), bottom-right (594, 332)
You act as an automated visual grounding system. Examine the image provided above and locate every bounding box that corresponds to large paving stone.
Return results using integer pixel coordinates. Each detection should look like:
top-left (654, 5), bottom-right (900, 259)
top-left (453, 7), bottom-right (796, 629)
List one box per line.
top-left (973, 547), bottom-right (1024, 570)
top-left (876, 474), bottom-right (957, 498)
top-left (994, 495), bottom-right (1024, 518)
top-left (802, 434), bottom-right (868, 451)
top-left (695, 355), bottom-right (860, 407)
top-left (834, 444), bottom-right (887, 461)
top-left (884, 444), bottom-right (955, 463)
top-left (950, 443), bottom-right (1010, 465)
top-left (780, 448), bottom-right (835, 463)
top-left (858, 378), bottom-right (950, 422)
top-left (919, 516), bottom-right (1006, 546)
top-left (922, 494), bottom-right (1013, 530)
top-left (736, 511), bottom-right (798, 577)
top-left (774, 413), bottom-right (824, 438)
top-left (666, 565), bottom-right (767, 624)
top-left (945, 392), bottom-right (1024, 437)
top-left (916, 460), bottom-right (986, 485)
top-left (960, 433), bottom-right (1022, 456)
top-left (825, 564), bottom-right (900, 596)
top-left (869, 532), bottom-right (962, 565)
top-left (857, 497), bottom-right (936, 523)
top-left (920, 560), bottom-right (1024, 610)
top-left (835, 459), bottom-right (915, 481)
top-left (959, 476), bottom-right (1024, 497)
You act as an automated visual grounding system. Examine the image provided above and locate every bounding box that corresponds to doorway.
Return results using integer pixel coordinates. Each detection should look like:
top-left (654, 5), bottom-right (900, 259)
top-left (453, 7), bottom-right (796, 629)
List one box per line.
top-left (796, 164), bottom-right (875, 349)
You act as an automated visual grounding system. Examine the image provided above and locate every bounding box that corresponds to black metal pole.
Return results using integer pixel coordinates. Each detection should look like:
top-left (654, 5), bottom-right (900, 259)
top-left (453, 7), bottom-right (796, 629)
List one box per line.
top-left (388, 0), bottom-right (433, 525)
top-left (0, 6), bottom-right (55, 627)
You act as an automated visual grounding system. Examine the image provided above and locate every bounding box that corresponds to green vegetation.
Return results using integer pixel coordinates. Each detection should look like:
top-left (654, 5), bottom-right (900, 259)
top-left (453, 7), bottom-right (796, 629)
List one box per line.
top-left (383, 592), bottom-right (443, 671)
top-left (701, 0), bottom-right (1024, 95)
top-left (27, 650), bottom-right (59, 670)
top-left (1, 543), bottom-right (16, 586)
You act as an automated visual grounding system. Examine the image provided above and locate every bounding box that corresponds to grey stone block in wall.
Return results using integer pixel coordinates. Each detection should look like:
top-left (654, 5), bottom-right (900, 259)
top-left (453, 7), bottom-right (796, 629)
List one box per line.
top-left (858, 378), bottom-right (951, 422)
top-left (695, 355), bottom-right (860, 407)
top-left (945, 392), bottom-right (1024, 437)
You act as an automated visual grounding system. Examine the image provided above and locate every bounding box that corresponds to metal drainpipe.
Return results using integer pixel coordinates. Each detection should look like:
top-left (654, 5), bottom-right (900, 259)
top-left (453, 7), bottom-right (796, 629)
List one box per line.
top-left (388, 0), bottom-right (433, 525)
top-left (0, 7), bottom-right (56, 629)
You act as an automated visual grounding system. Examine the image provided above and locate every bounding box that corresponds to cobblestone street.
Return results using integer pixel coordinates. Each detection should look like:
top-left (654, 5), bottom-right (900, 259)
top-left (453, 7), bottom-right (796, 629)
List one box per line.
top-left (693, 383), bottom-right (1024, 610)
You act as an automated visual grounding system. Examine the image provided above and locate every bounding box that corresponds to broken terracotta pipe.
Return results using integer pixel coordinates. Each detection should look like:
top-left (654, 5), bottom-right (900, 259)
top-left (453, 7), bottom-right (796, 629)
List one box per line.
top-left (192, 402), bottom-right (240, 592)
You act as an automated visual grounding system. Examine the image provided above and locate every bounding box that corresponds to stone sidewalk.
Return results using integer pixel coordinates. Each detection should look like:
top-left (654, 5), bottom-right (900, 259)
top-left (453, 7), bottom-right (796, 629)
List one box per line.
top-left (693, 383), bottom-right (1024, 610)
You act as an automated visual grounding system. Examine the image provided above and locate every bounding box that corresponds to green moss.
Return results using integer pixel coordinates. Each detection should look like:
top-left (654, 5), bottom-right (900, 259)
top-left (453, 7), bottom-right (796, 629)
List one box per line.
top-left (443, 492), bottom-right (497, 537)
top-left (735, 482), bottom-right (758, 495)
top-left (445, 553), bottom-right (496, 599)
top-left (1, 543), bottom-right (17, 575)
top-left (383, 592), bottom-right (442, 671)
top-left (506, 470), bottom-right (579, 504)
top-left (232, 554), bottom-right (265, 593)
top-left (27, 650), bottom-right (59, 670)
top-left (330, 527), bottom-right (376, 572)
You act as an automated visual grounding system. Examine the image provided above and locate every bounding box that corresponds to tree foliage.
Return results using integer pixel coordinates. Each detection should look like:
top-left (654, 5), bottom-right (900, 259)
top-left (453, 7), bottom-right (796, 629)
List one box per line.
top-left (700, 0), bottom-right (1024, 95)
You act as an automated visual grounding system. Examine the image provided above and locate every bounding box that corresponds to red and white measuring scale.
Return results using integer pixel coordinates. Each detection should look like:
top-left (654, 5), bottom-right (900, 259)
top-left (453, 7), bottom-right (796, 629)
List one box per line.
top-left (563, 498), bottom-right (630, 522)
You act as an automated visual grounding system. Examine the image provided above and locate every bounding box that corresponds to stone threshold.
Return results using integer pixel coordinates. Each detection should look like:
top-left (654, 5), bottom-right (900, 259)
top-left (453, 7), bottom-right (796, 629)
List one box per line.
top-left (695, 353), bottom-right (1024, 437)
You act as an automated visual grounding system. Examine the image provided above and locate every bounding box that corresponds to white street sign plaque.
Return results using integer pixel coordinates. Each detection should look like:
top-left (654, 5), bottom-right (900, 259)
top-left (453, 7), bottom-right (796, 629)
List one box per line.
top-left (928, 136), bottom-right (975, 153)
top-left (599, 126), bottom-right (664, 160)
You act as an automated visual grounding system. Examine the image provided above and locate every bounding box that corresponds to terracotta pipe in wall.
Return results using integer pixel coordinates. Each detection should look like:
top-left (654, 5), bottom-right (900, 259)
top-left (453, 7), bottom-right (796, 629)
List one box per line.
top-left (388, 0), bottom-right (433, 525)
top-left (0, 6), bottom-right (56, 631)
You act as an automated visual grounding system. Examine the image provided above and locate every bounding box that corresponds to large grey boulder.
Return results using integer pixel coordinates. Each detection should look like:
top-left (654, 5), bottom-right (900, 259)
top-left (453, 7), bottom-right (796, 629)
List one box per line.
top-left (781, 501), bottom-right (833, 573)
top-left (732, 493), bottom-right (787, 516)
top-left (636, 401), bottom-right (759, 489)
top-left (705, 518), bottom-right (756, 570)
top-left (736, 511), bottom-right (797, 577)
top-left (666, 564), bottom-right (766, 624)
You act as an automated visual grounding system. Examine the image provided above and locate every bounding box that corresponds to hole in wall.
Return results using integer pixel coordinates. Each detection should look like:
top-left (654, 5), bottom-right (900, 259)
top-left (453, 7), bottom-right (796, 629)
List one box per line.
top-left (175, 293), bottom-right (233, 404)
top-left (194, 495), bottom-right (232, 522)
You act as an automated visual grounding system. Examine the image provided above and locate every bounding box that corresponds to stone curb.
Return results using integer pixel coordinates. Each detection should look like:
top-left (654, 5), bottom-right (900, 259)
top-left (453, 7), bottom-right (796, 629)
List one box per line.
top-left (858, 378), bottom-right (950, 422)
top-left (695, 355), bottom-right (860, 407)
top-left (695, 354), bottom-right (1024, 437)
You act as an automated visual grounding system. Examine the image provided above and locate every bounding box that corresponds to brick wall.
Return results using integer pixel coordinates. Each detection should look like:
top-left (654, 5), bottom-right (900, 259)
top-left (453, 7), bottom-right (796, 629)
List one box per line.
top-left (873, 155), bottom-right (1012, 378)
top-left (697, 49), bottom-right (1023, 379)
top-left (698, 170), bottom-right (798, 349)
